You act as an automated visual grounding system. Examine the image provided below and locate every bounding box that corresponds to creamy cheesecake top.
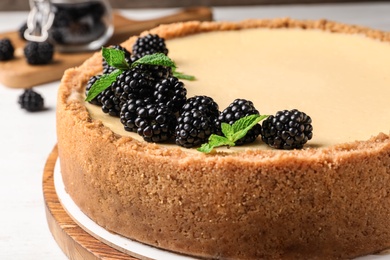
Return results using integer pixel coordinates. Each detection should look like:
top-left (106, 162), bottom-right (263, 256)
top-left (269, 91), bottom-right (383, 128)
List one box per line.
top-left (85, 27), bottom-right (390, 151)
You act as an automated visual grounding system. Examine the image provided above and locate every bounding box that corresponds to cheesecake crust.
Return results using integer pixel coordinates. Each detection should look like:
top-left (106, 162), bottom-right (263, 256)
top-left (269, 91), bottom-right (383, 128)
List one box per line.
top-left (57, 19), bottom-right (390, 259)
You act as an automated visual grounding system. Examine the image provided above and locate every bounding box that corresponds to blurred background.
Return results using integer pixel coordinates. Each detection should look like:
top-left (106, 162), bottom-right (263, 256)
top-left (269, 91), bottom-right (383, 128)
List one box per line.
top-left (2, 0), bottom-right (389, 11)
top-left (1, 1), bottom-right (390, 260)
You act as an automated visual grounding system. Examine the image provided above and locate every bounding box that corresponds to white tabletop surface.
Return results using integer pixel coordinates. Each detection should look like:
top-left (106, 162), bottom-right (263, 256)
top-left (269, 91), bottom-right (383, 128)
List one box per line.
top-left (1, 2), bottom-right (390, 259)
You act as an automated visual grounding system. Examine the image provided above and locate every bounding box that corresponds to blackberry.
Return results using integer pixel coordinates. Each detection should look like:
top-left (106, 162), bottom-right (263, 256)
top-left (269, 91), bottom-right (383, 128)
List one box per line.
top-left (217, 99), bottom-right (262, 145)
top-left (102, 45), bottom-right (132, 74)
top-left (135, 64), bottom-right (172, 84)
top-left (261, 109), bottom-right (313, 150)
top-left (85, 75), bottom-right (103, 106)
top-left (19, 22), bottom-right (28, 40)
top-left (134, 104), bottom-right (176, 143)
top-left (132, 34), bottom-right (168, 59)
top-left (0, 38), bottom-right (14, 61)
top-left (97, 66), bottom-right (158, 117)
top-left (175, 109), bottom-right (214, 148)
top-left (113, 67), bottom-right (156, 106)
top-left (24, 41), bottom-right (54, 65)
top-left (154, 76), bottom-right (187, 114)
top-left (18, 89), bottom-right (44, 112)
top-left (120, 98), bottom-right (153, 132)
top-left (100, 87), bottom-right (121, 117)
top-left (180, 96), bottom-right (219, 121)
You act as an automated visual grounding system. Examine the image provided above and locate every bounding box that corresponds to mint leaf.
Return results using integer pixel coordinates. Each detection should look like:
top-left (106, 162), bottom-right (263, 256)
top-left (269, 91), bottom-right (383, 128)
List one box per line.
top-left (131, 53), bottom-right (195, 80)
top-left (85, 69), bottom-right (122, 102)
top-left (198, 114), bottom-right (269, 153)
top-left (198, 143), bottom-right (214, 153)
top-left (232, 114), bottom-right (260, 133)
top-left (197, 135), bottom-right (234, 153)
top-left (209, 134), bottom-right (235, 147)
top-left (102, 47), bottom-right (130, 70)
top-left (131, 53), bottom-right (176, 69)
top-left (173, 71), bottom-right (196, 81)
top-left (221, 122), bottom-right (234, 139)
top-left (231, 114), bottom-right (268, 141)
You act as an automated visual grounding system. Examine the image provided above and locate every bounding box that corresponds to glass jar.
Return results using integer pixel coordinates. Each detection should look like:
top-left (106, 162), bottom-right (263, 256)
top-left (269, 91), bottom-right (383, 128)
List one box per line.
top-left (25, 0), bottom-right (113, 52)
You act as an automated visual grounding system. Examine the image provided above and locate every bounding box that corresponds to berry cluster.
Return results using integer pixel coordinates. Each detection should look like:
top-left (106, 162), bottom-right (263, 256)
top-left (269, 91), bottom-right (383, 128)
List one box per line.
top-left (86, 35), bottom-right (184, 143)
top-left (86, 34), bottom-right (313, 150)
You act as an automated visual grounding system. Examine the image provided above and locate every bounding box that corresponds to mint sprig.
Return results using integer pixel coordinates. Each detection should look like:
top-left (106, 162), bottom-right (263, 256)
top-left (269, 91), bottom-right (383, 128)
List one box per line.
top-left (131, 53), bottom-right (176, 69)
top-left (85, 48), bottom-right (195, 102)
top-left (102, 47), bottom-right (131, 70)
top-left (85, 69), bottom-right (122, 102)
top-left (173, 71), bottom-right (196, 80)
top-left (198, 114), bottom-right (268, 153)
top-left (131, 53), bottom-right (195, 80)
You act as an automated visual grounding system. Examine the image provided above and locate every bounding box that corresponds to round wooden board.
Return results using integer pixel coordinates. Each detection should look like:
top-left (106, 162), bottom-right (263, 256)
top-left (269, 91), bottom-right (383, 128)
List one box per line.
top-left (43, 145), bottom-right (138, 260)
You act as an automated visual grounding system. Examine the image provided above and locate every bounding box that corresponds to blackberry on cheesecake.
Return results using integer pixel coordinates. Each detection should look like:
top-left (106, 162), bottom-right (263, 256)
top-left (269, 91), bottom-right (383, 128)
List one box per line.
top-left (154, 76), bottom-right (187, 114)
top-left (175, 109), bottom-right (215, 148)
top-left (120, 98), bottom-right (153, 132)
top-left (132, 34), bottom-right (168, 59)
top-left (180, 95), bottom-right (220, 121)
top-left (134, 103), bottom-right (176, 142)
top-left (85, 75), bottom-right (103, 106)
top-left (261, 109), bottom-right (313, 149)
top-left (216, 98), bottom-right (262, 145)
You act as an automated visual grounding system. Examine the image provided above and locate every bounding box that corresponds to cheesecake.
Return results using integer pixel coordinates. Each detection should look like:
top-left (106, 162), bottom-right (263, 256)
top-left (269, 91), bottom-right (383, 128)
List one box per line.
top-left (56, 19), bottom-right (390, 259)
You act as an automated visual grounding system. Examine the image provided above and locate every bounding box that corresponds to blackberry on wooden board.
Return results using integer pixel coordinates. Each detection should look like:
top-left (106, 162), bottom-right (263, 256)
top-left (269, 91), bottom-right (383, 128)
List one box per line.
top-left (261, 109), bottom-right (313, 150)
top-left (0, 38), bottom-right (14, 61)
top-left (24, 41), bottom-right (54, 65)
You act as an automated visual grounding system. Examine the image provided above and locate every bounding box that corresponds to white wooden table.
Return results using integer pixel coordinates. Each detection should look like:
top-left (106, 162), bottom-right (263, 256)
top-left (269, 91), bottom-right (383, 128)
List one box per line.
top-left (1, 3), bottom-right (390, 259)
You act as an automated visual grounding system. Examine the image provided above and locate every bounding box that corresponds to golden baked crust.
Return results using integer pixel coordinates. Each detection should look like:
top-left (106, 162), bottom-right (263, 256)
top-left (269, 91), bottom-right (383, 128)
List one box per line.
top-left (57, 19), bottom-right (390, 259)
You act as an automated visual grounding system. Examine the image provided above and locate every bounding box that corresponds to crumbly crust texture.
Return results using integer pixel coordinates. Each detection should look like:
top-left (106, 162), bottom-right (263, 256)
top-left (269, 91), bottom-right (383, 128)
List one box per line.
top-left (57, 19), bottom-right (390, 259)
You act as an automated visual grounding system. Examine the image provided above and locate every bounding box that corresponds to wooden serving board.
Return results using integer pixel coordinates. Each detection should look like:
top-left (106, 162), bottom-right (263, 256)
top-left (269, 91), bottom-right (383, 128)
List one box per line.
top-left (43, 145), bottom-right (138, 260)
top-left (0, 7), bottom-right (212, 89)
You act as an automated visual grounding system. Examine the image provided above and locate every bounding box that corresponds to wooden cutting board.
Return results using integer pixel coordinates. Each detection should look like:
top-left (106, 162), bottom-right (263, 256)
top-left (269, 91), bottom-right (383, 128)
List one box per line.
top-left (0, 7), bottom-right (212, 89)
